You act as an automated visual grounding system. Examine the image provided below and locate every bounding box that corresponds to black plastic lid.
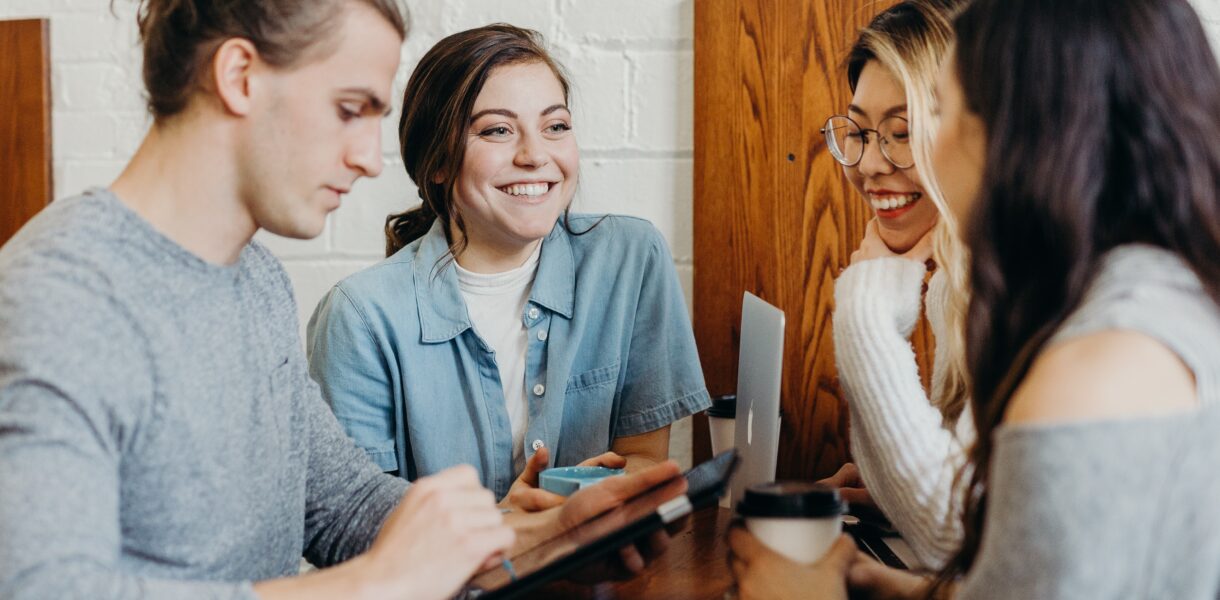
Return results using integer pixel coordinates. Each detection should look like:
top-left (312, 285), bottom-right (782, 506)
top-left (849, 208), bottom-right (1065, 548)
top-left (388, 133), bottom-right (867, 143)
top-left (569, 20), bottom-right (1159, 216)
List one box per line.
top-left (707, 394), bottom-right (737, 418)
top-left (736, 482), bottom-right (846, 518)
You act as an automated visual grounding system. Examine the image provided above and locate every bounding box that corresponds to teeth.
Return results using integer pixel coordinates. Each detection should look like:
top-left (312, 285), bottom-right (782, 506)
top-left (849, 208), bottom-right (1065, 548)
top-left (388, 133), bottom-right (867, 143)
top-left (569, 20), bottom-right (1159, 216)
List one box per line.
top-left (501, 183), bottom-right (551, 197)
top-left (869, 193), bottom-right (919, 212)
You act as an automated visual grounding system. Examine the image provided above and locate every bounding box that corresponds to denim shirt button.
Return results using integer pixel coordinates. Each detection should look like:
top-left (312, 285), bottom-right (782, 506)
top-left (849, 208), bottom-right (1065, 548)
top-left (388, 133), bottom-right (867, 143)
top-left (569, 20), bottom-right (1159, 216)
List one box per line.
top-left (531, 439), bottom-right (545, 451)
top-left (536, 330), bottom-right (548, 342)
top-left (527, 307), bottom-right (540, 320)
top-left (533, 383), bottom-right (546, 396)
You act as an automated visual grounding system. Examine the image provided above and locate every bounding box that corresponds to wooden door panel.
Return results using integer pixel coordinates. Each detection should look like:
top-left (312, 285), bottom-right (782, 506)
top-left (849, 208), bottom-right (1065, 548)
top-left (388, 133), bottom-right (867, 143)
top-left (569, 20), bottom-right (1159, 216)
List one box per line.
top-left (696, 0), bottom-right (935, 480)
top-left (0, 19), bottom-right (52, 248)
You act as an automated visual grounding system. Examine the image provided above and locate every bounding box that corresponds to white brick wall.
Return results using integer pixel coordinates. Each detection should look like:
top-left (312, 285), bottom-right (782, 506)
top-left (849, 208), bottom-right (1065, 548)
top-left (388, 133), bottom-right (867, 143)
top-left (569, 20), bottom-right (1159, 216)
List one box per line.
top-left (0, 0), bottom-right (697, 311)
top-left (0, 0), bottom-right (697, 467)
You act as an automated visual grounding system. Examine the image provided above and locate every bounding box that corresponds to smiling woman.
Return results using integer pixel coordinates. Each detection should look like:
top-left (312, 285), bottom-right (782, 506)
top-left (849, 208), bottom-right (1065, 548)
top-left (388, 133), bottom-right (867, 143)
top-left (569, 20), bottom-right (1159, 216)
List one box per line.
top-left (834, 63), bottom-right (937, 252)
top-left (819, 0), bottom-right (973, 571)
top-left (449, 61), bottom-right (580, 269)
top-left (305, 24), bottom-right (710, 508)
top-left (384, 24), bottom-right (577, 261)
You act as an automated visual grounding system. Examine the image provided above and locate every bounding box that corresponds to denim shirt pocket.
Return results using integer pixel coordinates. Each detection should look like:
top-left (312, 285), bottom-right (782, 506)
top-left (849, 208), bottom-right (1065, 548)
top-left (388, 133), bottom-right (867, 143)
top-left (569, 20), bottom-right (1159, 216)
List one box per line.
top-left (561, 361), bottom-right (621, 458)
top-left (565, 361), bottom-right (621, 396)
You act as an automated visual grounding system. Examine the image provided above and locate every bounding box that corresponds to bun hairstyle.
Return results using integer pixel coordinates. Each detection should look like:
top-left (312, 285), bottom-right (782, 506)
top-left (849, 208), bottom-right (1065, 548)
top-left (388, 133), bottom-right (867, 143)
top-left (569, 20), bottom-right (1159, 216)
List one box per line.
top-left (129, 0), bottom-right (407, 120)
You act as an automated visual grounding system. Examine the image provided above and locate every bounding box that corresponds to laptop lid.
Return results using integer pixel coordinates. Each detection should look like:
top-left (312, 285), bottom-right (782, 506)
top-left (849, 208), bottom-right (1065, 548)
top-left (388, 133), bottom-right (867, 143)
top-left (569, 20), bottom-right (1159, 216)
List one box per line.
top-left (731, 292), bottom-right (785, 510)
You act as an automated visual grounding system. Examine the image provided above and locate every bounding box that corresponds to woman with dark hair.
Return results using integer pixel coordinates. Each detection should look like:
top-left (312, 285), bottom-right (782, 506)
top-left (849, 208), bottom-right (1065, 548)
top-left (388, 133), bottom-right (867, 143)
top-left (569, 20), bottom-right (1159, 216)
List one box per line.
top-left (730, 0), bottom-right (1220, 598)
top-left (307, 24), bottom-right (710, 509)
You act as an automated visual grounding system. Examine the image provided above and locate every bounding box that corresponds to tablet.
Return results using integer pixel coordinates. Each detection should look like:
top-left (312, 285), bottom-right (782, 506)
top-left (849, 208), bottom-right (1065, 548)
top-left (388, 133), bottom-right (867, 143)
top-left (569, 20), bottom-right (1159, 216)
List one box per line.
top-left (467, 450), bottom-right (740, 599)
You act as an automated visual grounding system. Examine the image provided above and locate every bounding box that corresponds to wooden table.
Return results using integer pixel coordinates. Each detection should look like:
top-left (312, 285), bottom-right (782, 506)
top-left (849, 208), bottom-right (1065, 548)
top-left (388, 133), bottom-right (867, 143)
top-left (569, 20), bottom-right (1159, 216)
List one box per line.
top-left (531, 506), bottom-right (735, 599)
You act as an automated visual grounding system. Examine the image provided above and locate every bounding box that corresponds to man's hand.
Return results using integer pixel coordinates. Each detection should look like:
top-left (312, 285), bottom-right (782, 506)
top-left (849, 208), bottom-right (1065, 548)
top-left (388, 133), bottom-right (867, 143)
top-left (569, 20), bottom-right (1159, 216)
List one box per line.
top-left (562, 461), bottom-right (686, 581)
top-left (361, 466), bottom-right (515, 600)
top-left (728, 527), bottom-right (858, 600)
top-left (500, 448), bottom-right (628, 512)
top-left (504, 460), bottom-right (685, 582)
top-left (557, 460), bottom-right (682, 531)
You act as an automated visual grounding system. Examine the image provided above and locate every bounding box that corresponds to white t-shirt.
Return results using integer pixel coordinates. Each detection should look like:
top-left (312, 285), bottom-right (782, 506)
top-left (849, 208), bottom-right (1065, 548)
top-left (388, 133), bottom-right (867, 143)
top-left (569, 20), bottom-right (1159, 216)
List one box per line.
top-left (455, 243), bottom-right (542, 475)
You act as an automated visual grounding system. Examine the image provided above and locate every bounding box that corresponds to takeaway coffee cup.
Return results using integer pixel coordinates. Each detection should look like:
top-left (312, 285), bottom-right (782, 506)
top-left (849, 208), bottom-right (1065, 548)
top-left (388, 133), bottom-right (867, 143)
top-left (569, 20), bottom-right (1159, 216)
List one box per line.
top-left (736, 482), bottom-right (846, 564)
top-left (707, 395), bottom-right (737, 507)
top-left (707, 394), bottom-right (737, 456)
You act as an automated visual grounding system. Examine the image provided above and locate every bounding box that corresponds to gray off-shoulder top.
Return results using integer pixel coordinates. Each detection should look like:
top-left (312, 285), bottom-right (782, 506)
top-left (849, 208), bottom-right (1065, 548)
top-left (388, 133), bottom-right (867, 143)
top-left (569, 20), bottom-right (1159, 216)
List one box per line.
top-left (957, 245), bottom-right (1220, 600)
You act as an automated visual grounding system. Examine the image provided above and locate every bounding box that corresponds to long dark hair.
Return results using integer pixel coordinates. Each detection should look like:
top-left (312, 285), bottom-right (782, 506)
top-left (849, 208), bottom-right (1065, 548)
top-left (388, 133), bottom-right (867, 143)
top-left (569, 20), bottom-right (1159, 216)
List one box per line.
top-left (936, 0), bottom-right (1220, 588)
top-left (386, 24), bottom-right (572, 258)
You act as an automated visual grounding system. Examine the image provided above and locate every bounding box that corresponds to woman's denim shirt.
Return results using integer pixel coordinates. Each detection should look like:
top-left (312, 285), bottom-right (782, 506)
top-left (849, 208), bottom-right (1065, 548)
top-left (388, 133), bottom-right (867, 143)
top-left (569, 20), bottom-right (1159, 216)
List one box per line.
top-left (306, 215), bottom-right (710, 499)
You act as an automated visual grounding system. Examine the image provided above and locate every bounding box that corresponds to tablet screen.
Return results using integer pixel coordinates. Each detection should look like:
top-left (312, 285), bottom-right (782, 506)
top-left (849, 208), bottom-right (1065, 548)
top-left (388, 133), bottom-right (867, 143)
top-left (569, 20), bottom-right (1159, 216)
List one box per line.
top-left (468, 450), bottom-right (738, 598)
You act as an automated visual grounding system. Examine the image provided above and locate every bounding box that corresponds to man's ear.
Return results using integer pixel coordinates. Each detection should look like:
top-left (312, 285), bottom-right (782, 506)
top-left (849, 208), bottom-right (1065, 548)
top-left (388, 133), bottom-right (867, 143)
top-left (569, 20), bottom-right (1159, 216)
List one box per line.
top-left (211, 38), bottom-right (260, 117)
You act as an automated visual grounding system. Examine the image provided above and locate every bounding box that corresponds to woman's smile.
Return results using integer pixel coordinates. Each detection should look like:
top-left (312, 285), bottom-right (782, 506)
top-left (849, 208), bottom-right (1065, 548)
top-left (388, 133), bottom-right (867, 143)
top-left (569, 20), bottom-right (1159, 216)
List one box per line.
top-left (867, 189), bottom-right (923, 219)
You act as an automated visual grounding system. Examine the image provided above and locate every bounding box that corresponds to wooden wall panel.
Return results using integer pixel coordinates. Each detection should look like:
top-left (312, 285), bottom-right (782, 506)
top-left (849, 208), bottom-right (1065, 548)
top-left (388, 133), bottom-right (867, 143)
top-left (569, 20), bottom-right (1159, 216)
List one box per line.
top-left (0, 19), bottom-right (52, 248)
top-left (695, 0), bottom-right (936, 480)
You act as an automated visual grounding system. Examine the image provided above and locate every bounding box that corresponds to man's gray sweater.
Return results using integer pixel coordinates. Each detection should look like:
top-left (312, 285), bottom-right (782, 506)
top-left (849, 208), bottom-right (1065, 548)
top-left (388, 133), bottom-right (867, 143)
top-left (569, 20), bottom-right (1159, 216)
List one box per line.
top-left (0, 189), bottom-right (409, 599)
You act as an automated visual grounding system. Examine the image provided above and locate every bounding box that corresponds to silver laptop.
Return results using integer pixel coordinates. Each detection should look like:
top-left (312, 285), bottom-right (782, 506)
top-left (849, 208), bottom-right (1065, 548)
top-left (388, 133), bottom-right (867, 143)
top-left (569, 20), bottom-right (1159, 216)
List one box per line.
top-left (725, 293), bottom-right (915, 568)
top-left (730, 292), bottom-right (785, 510)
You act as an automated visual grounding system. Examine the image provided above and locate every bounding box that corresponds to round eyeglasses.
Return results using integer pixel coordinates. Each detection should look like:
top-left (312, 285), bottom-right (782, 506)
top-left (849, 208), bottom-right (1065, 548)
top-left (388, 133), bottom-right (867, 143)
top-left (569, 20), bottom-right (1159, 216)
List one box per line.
top-left (819, 115), bottom-right (914, 169)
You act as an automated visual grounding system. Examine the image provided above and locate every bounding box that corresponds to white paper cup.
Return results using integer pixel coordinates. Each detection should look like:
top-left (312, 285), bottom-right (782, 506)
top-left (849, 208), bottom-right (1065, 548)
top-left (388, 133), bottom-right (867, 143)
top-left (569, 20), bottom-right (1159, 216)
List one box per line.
top-left (737, 482), bottom-right (846, 564)
top-left (744, 515), bottom-right (842, 564)
top-left (708, 416), bottom-right (735, 456)
top-left (706, 395), bottom-right (737, 507)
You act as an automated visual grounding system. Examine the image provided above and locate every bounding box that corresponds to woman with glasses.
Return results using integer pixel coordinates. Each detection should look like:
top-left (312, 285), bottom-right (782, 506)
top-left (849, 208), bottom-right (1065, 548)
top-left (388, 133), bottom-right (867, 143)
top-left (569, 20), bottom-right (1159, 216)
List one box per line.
top-left (731, 0), bottom-right (1220, 597)
top-left (815, 0), bottom-right (973, 570)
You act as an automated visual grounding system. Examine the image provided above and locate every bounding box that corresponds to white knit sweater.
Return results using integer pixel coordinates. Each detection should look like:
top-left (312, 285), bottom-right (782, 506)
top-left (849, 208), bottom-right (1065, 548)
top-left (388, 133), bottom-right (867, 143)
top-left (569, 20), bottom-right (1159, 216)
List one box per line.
top-left (832, 257), bottom-right (974, 569)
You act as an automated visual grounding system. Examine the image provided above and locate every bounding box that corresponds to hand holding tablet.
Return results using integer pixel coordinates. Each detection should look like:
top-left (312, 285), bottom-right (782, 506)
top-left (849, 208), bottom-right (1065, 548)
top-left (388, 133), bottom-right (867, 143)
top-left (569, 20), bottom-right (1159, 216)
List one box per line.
top-left (472, 451), bottom-right (739, 599)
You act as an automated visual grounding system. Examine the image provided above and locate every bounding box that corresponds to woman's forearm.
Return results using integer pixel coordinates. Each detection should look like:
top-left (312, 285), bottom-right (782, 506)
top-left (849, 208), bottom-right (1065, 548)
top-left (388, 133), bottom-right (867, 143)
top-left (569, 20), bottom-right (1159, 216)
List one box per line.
top-left (612, 426), bottom-right (671, 470)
